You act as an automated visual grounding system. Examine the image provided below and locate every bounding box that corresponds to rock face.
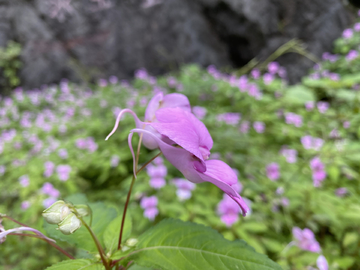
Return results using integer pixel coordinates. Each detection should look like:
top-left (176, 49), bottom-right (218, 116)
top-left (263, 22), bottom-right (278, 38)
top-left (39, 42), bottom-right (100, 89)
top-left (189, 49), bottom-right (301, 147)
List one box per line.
top-left (0, 0), bottom-right (353, 90)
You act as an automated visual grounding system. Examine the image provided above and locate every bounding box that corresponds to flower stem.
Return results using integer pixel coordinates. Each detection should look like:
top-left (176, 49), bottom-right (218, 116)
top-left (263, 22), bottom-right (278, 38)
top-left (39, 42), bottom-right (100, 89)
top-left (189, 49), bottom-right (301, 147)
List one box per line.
top-left (80, 216), bottom-right (110, 270)
top-left (9, 233), bottom-right (75, 259)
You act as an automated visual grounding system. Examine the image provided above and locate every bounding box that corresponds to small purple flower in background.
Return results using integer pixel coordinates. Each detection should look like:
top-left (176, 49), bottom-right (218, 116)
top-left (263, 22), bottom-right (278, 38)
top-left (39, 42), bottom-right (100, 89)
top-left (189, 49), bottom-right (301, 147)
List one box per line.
top-left (217, 194), bottom-right (242, 227)
top-left (292, 227), bottom-right (321, 253)
top-left (140, 196), bottom-right (159, 221)
top-left (335, 187), bottom-right (348, 197)
top-left (110, 155), bottom-right (120, 167)
top-left (253, 121), bottom-right (265, 133)
top-left (267, 62), bottom-right (280, 74)
top-left (354, 22), bottom-right (360, 32)
top-left (343, 28), bottom-right (353, 39)
top-left (19, 175), bottom-right (30, 187)
top-left (58, 148), bottom-right (68, 159)
top-left (280, 147), bottom-right (297, 163)
top-left (329, 129), bottom-right (340, 139)
top-left (346, 50), bottom-right (358, 61)
top-left (192, 106), bottom-right (207, 120)
top-left (173, 178), bottom-right (196, 201)
top-left (217, 113), bottom-right (241, 125)
top-left (44, 161), bottom-right (55, 178)
top-left (43, 197), bottom-right (57, 208)
top-left (310, 157), bottom-right (326, 187)
top-left (56, 165), bottom-right (71, 181)
top-left (301, 136), bottom-right (323, 151)
top-left (75, 137), bottom-right (98, 152)
top-left (21, 201), bottom-right (31, 210)
top-left (285, 112), bottom-right (303, 127)
top-left (305, 101), bottom-right (314, 111)
top-left (0, 165), bottom-right (5, 176)
top-left (251, 68), bottom-right (261, 79)
top-left (167, 77), bottom-right (177, 88)
top-left (109, 75), bottom-right (118, 84)
top-left (343, 121), bottom-right (350, 129)
top-left (263, 73), bottom-right (274, 85)
top-left (247, 84), bottom-right (262, 99)
top-left (146, 162), bottom-right (167, 189)
top-left (135, 68), bottom-right (149, 80)
top-left (317, 255), bottom-right (328, 270)
top-left (266, 163), bottom-right (280, 181)
top-left (317, 102), bottom-right (329, 114)
top-left (41, 182), bottom-right (60, 198)
top-left (239, 121), bottom-right (250, 134)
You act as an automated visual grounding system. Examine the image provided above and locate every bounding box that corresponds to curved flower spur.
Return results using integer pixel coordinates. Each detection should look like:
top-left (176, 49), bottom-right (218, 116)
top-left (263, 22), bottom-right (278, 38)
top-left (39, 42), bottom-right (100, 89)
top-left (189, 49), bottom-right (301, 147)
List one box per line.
top-left (106, 93), bottom-right (249, 216)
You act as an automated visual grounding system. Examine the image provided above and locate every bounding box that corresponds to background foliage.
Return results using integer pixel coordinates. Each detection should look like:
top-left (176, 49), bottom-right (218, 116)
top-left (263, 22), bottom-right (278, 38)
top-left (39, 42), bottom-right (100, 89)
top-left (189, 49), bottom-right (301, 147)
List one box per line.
top-left (1, 21), bottom-right (360, 270)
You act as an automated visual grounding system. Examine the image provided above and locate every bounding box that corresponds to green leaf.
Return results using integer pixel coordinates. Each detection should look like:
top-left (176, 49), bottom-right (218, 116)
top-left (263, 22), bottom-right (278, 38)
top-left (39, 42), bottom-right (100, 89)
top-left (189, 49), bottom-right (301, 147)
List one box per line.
top-left (103, 212), bottom-right (132, 253)
top-left (45, 259), bottom-right (104, 270)
top-left (283, 85), bottom-right (315, 105)
top-left (122, 219), bottom-right (282, 270)
top-left (44, 202), bottom-right (118, 253)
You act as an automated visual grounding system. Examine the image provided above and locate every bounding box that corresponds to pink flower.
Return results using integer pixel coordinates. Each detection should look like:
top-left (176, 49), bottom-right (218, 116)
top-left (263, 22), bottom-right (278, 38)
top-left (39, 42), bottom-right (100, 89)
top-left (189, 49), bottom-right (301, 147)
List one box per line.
top-left (44, 161), bottom-right (55, 178)
top-left (310, 157), bottom-right (326, 187)
top-left (21, 201), bottom-right (31, 210)
top-left (266, 163), bottom-right (280, 181)
top-left (292, 227), bottom-right (321, 253)
top-left (251, 68), bottom-right (261, 79)
top-left (317, 255), bottom-right (328, 270)
top-left (263, 73), bottom-right (274, 85)
top-left (280, 147), bottom-right (297, 163)
top-left (335, 187), bottom-right (348, 197)
top-left (217, 194), bottom-right (241, 227)
top-left (107, 94), bottom-right (249, 216)
top-left (140, 196), bottom-right (159, 221)
top-left (239, 121), bottom-right (250, 134)
top-left (192, 106), bottom-right (207, 120)
top-left (253, 121), bottom-right (265, 133)
top-left (19, 175), bottom-right (30, 187)
top-left (146, 163), bottom-right (167, 189)
top-left (56, 165), bottom-right (71, 181)
top-left (317, 102), bottom-right (329, 114)
top-left (173, 178), bottom-right (196, 201)
top-left (354, 22), bottom-right (360, 32)
top-left (343, 28), bottom-right (353, 39)
top-left (346, 50), bottom-right (358, 61)
top-left (267, 62), bottom-right (280, 74)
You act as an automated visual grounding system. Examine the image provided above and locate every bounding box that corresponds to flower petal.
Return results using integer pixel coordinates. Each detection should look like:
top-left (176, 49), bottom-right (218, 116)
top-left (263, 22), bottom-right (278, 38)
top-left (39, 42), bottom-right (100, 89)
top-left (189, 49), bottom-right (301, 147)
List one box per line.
top-left (130, 128), bottom-right (249, 216)
top-left (150, 108), bottom-right (213, 162)
top-left (145, 93), bottom-right (191, 122)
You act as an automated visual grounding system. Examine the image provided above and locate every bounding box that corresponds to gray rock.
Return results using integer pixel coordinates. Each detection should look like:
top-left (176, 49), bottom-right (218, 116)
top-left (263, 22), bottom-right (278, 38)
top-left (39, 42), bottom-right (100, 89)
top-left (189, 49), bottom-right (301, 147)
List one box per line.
top-left (0, 0), bottom-right (353, 90)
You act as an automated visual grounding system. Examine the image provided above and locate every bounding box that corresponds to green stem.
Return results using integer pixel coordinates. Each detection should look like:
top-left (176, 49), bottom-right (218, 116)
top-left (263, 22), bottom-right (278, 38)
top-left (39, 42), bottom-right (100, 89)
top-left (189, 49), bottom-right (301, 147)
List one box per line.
top-left (80, 217), bottom-right (110, 270)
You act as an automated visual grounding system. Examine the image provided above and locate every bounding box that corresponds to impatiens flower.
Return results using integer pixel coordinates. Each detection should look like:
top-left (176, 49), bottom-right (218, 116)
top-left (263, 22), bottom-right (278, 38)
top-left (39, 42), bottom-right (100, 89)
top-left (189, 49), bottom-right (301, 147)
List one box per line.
top-left (192, 106), bottom-right (207, 120)
top-left (19, 175), bottom-right (30, 187)
top-left (110, 155), bottom-right (120, 167)
top-left (239, 121), bottom-right (250, 134)
top-left (140, 196), bottom-right (159, 221)
top-left (335, 187), bottom-right (348, 197)
top-left (266, 163), bottom-right (280, 181)
top-left (216, 113), bottom-right (241, 125)
top-left (0, 226), bottom-right (55, 244)
top-left (310, 157), bottom-right (326, 187)
top-left (251, 68), bottom-right (261, 79)
top-left (305, 101), bottom-right (314, 111)
top-left (56, 165), bottom-right (71, 181)
top-left (21, 201), bottom-right (31, 210)
top-left (173, 178), bottom-right (196, 201)
top-left (317, 102), bottom-right (329, 114)
top-left (217, 194), bottom-right (241, 227)
top-left (317, 255), bottom-right (328, 270)
top-left (268, 62), bottom-right (280, 74)
top-left (263, 73), bottom-right (274, 85)
top-left (292, 227), bottom-right (321, 253)
top-left (301, 136), bottom-right (323, 151)
top-left (146, 163), bottom-right (167, 189)
top-left (346, 50), bottom-right (358, 61)
top-left (107, 93), bottom-right (249, 216)
top-left (253, 121), bottom-right (265, 133)
top-left (44, 161), bottom-right (55, 178)
top-left (280, 147), bottom-right (297, 163)
top-left (129, 128), bottom-right (249, 215)
top-left (342, 28), bottom-right (353, 39)
top-left (285, 112), bottom-right (303, 127)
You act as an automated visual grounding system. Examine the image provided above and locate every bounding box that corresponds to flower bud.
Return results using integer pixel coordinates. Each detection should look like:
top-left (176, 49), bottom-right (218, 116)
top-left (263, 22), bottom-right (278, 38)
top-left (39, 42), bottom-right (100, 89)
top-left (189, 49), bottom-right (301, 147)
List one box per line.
top-left (74, 204), bottom-right (90, 217)
top-left (57, 213), bottom-right (81, 235)
top-left (42, 200), bottom-right (71, 224)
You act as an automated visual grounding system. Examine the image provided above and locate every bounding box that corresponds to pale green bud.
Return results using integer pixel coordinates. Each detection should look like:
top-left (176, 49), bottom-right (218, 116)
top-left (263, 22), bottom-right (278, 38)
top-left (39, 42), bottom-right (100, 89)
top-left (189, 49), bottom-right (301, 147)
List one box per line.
top-left (126, 238), bottom-right (138, 247)
top-left (57, 213), bottom-right (81, 235)
top-left (42, 200), bottom-right (71, 224)
top-left (74, 204), bottom-right (90, 217)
